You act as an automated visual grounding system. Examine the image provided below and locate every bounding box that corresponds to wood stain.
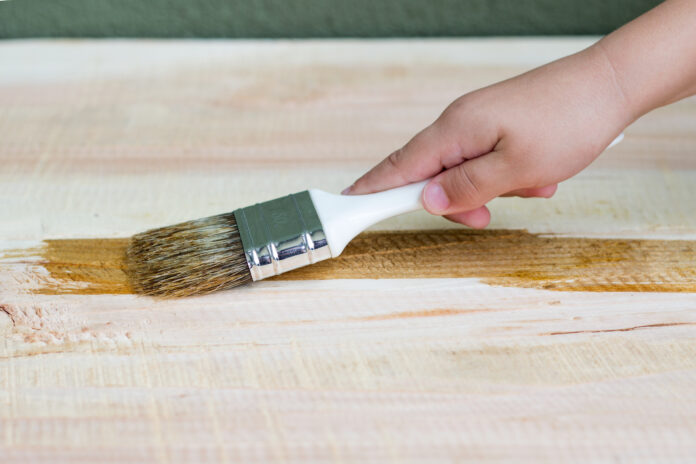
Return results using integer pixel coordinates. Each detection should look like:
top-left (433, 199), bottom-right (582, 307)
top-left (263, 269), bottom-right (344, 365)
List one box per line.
top-left (278, 230), bottom-right (696, 292)
top-left (34, 238), bottom-right (132, 295)
top-left (5, 230), bottom-right (696, 295)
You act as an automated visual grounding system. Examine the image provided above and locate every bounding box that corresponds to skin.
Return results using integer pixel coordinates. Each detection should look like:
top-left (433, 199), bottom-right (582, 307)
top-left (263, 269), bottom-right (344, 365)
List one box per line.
top-left (343, 0), bottom-right (696, 228)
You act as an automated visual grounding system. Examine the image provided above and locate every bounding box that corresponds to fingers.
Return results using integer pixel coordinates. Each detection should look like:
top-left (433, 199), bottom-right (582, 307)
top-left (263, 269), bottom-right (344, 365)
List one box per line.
top-left (345, 101), bottom-right (499, 195)
top-left (444, 206), bottom-right (491, 229)
top-left (442, 183), bottom-right (556, 229)
top-left (345, 124), bottom-right (458, 195)
top-left (501, 184), bottom-right (558, 198)
top-left (438, 183), bottom-right (556, 229)
top-left (422, 151), bottom-right (514, 215)
top-left (441, 183), bottom-right (557, 228)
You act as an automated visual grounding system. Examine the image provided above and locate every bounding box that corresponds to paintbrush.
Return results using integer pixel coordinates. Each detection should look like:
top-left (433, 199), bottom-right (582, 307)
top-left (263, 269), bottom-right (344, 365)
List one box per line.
top-left (126, 179), bottom-right (428, 297)
top-left (126, 135), bottom-right (624, 297)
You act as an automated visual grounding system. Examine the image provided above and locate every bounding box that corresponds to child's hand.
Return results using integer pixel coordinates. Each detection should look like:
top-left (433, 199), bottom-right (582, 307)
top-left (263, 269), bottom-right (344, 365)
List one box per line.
top-left (345, 0), bottom-right (696, 229)
top-left (343, 45), bottom-right (629, 228)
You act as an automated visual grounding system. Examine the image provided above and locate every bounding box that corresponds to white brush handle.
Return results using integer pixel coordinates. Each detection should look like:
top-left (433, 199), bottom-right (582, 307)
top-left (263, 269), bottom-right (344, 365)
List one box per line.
top-left (311, 133), bottom-right (624, 257)
top-left (310, 180), bottom-right (428, 256)
top-left (608, 133), bottom-right (624, 149)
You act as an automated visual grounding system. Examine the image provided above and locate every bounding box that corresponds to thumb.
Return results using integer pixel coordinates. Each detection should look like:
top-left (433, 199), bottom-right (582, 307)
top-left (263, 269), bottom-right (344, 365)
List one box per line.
top-left (346, 110), bottom-right (498, 196)
top-left (345, 124), bottom-right (457, 195)
top-left (422, 151), bottom-right (514, 215)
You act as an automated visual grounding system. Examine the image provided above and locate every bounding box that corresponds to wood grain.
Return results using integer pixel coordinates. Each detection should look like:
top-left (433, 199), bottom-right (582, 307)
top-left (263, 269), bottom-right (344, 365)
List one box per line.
top-left (1, 39), bottom-right (695, 463)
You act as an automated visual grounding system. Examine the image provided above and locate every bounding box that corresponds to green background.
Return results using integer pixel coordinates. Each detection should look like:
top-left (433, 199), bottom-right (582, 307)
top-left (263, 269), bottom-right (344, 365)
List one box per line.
top-left (0, 0), bottom-right (660, 38)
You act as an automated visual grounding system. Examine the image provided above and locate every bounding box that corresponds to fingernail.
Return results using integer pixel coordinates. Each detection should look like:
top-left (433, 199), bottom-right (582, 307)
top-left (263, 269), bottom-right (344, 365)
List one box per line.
top-left (424, 182), bottom-right (450, 213)
top-left (341, 185), bottom-right (353, 195)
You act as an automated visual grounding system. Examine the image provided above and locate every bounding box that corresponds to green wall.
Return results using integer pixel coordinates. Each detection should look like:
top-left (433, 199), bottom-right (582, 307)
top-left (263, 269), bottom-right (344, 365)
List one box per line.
top-left (0, 0), bottom-right (660, 38)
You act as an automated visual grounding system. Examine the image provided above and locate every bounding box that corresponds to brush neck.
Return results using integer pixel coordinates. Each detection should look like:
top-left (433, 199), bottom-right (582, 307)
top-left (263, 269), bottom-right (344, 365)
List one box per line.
top-left (309, 180), bottom-right (427, 257)
top-left (234, 191), bottom-right (332, 281)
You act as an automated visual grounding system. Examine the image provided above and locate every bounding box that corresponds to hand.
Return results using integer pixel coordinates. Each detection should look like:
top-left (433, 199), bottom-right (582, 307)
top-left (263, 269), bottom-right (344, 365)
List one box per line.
top-left (343, 44), bottom-right (630, 228)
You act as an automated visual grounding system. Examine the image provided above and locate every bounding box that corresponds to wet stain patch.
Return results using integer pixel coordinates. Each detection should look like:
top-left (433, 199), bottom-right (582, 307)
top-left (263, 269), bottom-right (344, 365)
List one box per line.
top-left (3, 230), bottom-right (696, 295)
top-left (40, 238), bottom-right (132, 294)
top-left (11, 238), bottom-right (133, 295)
top-left (276, 229), bottom-right (696, 293)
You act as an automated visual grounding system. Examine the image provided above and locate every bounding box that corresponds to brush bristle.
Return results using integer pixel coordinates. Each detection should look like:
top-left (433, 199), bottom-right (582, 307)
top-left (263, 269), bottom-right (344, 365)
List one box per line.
top-left (125, 212), bottom-right (252, 298)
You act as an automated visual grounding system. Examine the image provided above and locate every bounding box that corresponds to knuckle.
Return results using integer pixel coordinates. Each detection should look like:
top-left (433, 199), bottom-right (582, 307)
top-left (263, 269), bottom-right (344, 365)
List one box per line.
top-left (386, 148), bottom-right (404, 169)
top-left (459, 165), bottom-right (481, 195)
top-left (439, 97), bottom-right (469, 123)
top-left (446, 165), bottom-right (482, 207)
top-left (382, 148), bottom-right (410, 184)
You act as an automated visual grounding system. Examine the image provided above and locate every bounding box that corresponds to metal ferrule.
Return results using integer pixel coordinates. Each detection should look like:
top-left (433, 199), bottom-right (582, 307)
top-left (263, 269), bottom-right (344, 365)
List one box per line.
top-left (233, 191), bottom-right (331, 281)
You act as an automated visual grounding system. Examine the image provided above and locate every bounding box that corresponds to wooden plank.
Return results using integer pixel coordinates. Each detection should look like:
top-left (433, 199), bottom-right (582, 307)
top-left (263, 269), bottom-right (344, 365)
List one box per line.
top-left (1, 39), bottom-right (695, 463)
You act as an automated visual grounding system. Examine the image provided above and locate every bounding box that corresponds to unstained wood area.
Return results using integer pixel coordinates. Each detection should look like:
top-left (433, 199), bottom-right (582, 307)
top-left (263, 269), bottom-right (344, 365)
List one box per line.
top-left (1, 39), bottom-right (695, 463)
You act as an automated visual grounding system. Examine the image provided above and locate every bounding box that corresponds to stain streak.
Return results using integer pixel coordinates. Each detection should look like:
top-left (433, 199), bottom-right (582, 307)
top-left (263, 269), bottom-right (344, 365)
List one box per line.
top-left (0, 304), bottom-right (16, 326)
top-left (545, 322), bottom-right (696, 336)
top-left (350, 308), bottom-right (480, 321)
top-left (3, 230), bottom-right (695, 295)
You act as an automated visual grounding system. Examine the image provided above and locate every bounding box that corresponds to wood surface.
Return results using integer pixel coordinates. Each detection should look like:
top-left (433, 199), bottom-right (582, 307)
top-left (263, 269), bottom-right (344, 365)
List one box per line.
top-left (1, 38), bottom-right (695, 463)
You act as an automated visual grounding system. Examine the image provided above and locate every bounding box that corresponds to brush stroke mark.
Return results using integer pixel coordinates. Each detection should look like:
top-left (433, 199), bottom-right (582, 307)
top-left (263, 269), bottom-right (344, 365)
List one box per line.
top-left (277, 229), bottom-right (696, 293)
top-left (2, 230), bottom-right (696, 295)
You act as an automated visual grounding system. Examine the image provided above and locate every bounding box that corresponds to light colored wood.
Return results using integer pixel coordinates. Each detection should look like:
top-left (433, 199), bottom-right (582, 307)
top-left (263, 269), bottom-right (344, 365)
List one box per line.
top-left (1, 38), bottom-right (695, 463)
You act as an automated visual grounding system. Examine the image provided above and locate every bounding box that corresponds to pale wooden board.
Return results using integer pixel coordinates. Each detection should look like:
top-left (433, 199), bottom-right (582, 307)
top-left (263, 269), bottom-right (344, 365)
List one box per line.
top-left (1, 39), bottom-right (695, 463)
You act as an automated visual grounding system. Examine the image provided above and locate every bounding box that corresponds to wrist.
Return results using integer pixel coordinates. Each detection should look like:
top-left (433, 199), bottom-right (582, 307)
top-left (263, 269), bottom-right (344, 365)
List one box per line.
top-left (585, 42), bottom-right (640, 127)
top-left (591, 0), bottom-right (696, 121)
